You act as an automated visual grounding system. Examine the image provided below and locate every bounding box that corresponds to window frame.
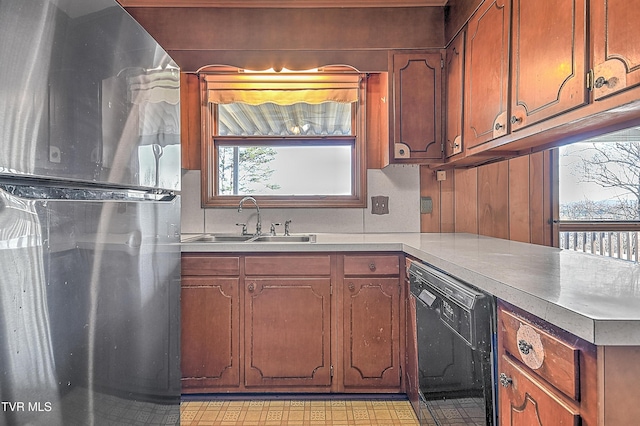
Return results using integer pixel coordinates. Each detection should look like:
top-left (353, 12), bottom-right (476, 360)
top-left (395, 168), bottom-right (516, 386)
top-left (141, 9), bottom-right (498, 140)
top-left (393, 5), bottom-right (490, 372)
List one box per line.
top-left (200, 70), bottom-right (367, 208)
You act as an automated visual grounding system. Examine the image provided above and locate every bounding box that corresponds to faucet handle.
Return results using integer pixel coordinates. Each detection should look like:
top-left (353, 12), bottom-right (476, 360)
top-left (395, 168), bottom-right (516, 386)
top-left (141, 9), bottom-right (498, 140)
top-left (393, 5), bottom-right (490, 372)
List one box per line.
top-left (269, 223), bottom-right (282, 236)
top-left (284, 219), bottom-right (292, 236)
top-left (235, 223), bottom-right (248, 235)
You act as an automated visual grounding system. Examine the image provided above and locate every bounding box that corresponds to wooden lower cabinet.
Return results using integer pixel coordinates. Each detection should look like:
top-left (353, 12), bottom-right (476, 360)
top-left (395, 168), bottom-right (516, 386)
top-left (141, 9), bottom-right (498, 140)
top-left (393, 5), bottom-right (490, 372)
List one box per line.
top-left (343, 278), bottom-right (401, 389)
top-left (181, 277), bottom-right (240, 390)
top-left (497, 301), bottom-right (597, 426)
top-left (181, 252), bottom-right (405, 394)
top-left (499, 354), bottom-right (580, 425)
top-left (244, 278), bottom-right (332, 388)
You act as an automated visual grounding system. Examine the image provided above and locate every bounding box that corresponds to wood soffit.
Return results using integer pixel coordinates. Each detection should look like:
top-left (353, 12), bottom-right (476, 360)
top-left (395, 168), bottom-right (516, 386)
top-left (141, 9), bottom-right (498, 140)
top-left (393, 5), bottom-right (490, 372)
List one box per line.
top-left (117, 0), bottom-right (448, 7)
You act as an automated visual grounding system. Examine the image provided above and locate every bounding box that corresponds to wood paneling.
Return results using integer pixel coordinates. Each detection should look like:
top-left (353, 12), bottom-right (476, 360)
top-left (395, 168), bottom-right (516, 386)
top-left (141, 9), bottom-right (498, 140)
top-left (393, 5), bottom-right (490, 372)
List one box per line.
top-left (453, 168), bottom-right (477, 233)
top-left (508, 155), bottom-right (530, 243)
top-left (444, 0), bottom-right (484, 44)
top-left (420, 167), bottom-right (442, 232)
top-left (119, 0), bottom-right (448, 7)
top-left (366, 73), bottom-right (390, 169)
top-left (421, 151), bottom-right (555, 246)
top-left (180, 72), bottom-right (202, 170)
top-left (124, 7), bottom-right (444, 72)
top-left (477, 161), bottom-right (509, 239)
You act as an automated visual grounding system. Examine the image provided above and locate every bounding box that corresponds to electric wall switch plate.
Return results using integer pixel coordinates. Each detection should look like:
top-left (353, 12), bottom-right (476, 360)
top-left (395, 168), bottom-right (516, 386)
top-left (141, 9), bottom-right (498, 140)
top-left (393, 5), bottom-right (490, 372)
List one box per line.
top-left (420, 197), bottom-right (433, 214)
top-left (371, 195), bottom-right (390, 215)
top-left (436, 170), bottom-right (446, 181)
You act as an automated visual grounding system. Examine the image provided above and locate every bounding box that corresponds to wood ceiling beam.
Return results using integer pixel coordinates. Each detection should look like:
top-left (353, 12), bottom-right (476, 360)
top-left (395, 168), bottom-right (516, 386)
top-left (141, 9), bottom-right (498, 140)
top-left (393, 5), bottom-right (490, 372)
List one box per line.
top-left (117, 0), bottom-right (447, 7)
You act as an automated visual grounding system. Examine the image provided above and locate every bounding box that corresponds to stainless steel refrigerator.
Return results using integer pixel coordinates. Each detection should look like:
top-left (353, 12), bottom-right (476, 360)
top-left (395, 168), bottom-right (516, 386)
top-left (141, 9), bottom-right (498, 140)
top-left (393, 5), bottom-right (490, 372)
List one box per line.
top-left (0, 0), bottom-right (181, 424)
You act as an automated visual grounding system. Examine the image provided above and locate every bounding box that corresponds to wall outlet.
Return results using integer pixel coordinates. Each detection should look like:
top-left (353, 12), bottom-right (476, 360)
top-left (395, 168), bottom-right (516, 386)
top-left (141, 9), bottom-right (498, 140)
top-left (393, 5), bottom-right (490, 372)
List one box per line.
top-left (371, 195), bottom-right (390, 215)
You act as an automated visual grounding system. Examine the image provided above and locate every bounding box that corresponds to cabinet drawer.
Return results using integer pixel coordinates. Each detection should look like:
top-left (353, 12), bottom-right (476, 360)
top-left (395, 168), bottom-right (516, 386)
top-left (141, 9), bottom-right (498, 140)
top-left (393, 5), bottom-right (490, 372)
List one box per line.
top-left (245, 255), bottom-right (331, 276)
top-left (182, 254), bottom-right (240, 276)
top-left (344, 255), bottom-right (399, 276)
top-left (499, 354), bottom-right (580, 425)
top-left (499, 307), bottom-right (579, 401)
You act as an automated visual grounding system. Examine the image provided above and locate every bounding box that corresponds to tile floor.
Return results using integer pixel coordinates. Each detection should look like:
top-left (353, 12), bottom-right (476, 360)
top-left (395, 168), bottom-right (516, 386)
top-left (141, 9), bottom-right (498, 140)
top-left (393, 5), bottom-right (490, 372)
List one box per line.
top-left (180, 398), bottom-right (420, 426)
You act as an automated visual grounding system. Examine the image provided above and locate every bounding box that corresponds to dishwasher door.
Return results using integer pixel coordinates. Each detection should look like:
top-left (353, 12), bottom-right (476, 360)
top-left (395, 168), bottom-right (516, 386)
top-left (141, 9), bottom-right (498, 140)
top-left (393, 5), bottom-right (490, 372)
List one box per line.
top-left (408, 260), bottom-right (496, 426)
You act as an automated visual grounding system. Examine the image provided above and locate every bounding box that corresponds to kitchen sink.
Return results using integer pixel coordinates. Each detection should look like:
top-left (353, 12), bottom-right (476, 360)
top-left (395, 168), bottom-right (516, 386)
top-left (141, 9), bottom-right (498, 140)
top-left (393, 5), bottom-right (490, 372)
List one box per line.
top-left (184, 234), bottom-right (254, 243)
top-left (184, 233), bottom-right (316, 243)
top-left (250, 234), bottom-right (316, 243)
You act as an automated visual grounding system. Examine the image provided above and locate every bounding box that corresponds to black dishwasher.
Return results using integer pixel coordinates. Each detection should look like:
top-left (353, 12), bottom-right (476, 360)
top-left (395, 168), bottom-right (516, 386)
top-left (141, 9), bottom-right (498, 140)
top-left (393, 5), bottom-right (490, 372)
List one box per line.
top-left (408, 260), bottom-right (496, 426)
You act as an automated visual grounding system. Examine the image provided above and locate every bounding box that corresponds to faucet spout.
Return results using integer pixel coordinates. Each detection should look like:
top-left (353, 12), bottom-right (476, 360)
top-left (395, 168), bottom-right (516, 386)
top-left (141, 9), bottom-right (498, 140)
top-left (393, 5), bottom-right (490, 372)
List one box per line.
top-left (238, 196), bottom-right (261, 235)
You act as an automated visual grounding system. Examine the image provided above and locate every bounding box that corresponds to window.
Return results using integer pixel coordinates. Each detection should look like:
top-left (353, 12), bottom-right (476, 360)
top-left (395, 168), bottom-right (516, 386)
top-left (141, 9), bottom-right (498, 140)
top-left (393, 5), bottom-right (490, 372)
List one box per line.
top-left (559, 127), bottom-right (640, 221)
top-left (201, 69), bottom-right (366, 208)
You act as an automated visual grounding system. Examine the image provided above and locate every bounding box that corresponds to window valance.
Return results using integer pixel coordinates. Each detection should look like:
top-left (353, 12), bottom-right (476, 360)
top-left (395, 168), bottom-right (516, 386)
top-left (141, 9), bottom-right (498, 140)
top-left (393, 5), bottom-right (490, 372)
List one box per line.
top-left (204, 73), bottom-right (360, 105)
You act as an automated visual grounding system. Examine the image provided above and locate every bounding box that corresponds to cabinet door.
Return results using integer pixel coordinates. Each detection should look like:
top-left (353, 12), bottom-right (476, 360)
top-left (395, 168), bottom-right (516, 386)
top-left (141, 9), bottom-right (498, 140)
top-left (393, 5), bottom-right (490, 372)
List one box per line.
top-left (244, 278), bottom-right (332, 388)
top-left (445, 30), bottom-right (464, 158)
top-left (499, 355), bottom-right (580, 425)
top-left (591, 0), bottom-right (640, 100)
top-left (510, 0), bottom-right (588, 130)
top-left (392, 51), bottom-right (443, 161)
top-left (464, 0), bottom-right (511, 148)
top-left (181, 277), bottom-right (240, 389)
top-left (343, 278), bottom-right (401, 388)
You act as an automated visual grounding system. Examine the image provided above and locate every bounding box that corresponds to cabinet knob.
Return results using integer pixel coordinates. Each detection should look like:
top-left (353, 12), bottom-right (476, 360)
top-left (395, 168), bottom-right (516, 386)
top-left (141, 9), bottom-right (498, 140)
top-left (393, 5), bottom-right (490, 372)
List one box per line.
top-left (494, 122), bottom-right (504, 131)
top-left (248, 283), bottom-right (255, 292)
top-left (518, 339), bottom-right (534, 355)
top-left (594, 75), bottom-right (619, 89)
top-left (348, 282), bottom-right (355, 291)
top-left (499, 372), bottom-right (513, 388)
top-left (510, 115), bottom-right (522, 125)
top-left (369, 262), bottom-right (376, 272)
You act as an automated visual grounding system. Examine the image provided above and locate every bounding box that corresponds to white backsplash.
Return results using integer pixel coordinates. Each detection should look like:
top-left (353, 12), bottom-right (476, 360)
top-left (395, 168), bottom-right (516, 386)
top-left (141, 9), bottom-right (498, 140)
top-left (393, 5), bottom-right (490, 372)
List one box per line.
top-left (180, 164), bottom-right (420, 234)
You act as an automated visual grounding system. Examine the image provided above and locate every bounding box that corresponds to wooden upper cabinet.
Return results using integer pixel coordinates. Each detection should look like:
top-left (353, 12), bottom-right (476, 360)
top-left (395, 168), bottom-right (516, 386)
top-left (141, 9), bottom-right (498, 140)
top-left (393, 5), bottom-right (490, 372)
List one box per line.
top-left (464, 0), bottom-right (510, 149)
top-left (591, 0), bottom-right (640, 100)
top-left (391, 51), bottom-right (443, 162)
top-left (509, 0), bottom-right (588, 131)
top-left (444, 30), bottom-right (464, 158)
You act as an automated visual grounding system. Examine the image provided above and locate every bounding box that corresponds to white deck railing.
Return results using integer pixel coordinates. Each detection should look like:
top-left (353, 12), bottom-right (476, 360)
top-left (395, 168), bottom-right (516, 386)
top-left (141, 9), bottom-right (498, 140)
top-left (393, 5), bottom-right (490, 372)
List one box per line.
top-left (558, 221), bottom-right (640, 262)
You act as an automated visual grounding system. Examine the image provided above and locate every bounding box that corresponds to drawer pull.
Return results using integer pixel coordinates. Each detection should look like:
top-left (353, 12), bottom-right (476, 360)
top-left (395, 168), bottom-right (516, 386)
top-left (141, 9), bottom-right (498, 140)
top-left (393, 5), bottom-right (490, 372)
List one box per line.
top-left (518, 339), bottom-right (534, 355)
top-left (369, 262), bottom-right (376, 272)
top-left (499, 373), bottom-right (513, 388)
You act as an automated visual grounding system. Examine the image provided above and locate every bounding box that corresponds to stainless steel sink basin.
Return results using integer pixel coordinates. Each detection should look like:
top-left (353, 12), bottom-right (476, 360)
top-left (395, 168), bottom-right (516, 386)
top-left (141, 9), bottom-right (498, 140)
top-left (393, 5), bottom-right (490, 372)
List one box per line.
top-left (185, 234), bottom-right (254, 243)
top-left (184, 233), bottom-right (316, 243)
top-left (250, 234), bottom-right (316, 243)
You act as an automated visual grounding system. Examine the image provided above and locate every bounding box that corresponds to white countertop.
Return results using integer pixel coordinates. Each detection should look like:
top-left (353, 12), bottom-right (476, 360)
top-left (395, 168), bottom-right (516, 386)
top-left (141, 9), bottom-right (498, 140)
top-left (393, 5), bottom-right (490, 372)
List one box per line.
top-left (181, 232), bottom-right (640, 346)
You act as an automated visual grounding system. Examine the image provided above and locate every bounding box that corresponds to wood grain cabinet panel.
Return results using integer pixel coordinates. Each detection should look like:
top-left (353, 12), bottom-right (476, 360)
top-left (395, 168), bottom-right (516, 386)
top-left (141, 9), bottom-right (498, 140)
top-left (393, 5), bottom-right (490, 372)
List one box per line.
top-left (499, 354), bottom-right (580, 426)
top-left (343, 254), bottom-right (400, 276)
top-left (499, 308), bottom-right (580, 400)
top-left (391, 51), bottom-right (443, 162)
top-left (244, 278), bottom-right (332, 388)
top-left (343, 278), bottom-right (401, 388)
top-left (591, 0), bottom-right (640, 100)
top-left (509, 0), bottom-right (588, 130)
top-left (464, 0), bottom-right (511, 149)
top-left (444, 30), bottom-right (465, 158)
top-left (181, 277), bottom-right (240, 390)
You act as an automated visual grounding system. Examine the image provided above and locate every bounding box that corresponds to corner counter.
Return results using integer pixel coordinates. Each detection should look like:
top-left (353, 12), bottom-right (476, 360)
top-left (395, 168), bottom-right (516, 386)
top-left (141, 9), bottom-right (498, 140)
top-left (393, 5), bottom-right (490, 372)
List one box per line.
top-left (181, 232), bottom-right (640, 346)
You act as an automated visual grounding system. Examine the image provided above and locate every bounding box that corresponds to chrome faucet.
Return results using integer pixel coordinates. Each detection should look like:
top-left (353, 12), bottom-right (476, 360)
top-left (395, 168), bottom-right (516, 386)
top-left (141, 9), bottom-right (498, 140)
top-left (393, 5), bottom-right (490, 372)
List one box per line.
top-left (237, 196), bottom-right (261, 235)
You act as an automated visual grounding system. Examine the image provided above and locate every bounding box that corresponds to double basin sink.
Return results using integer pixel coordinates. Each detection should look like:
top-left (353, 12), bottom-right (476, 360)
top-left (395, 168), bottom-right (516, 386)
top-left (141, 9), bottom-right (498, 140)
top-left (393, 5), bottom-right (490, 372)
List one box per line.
top-left (184, 233), bottom-right (317, 243)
